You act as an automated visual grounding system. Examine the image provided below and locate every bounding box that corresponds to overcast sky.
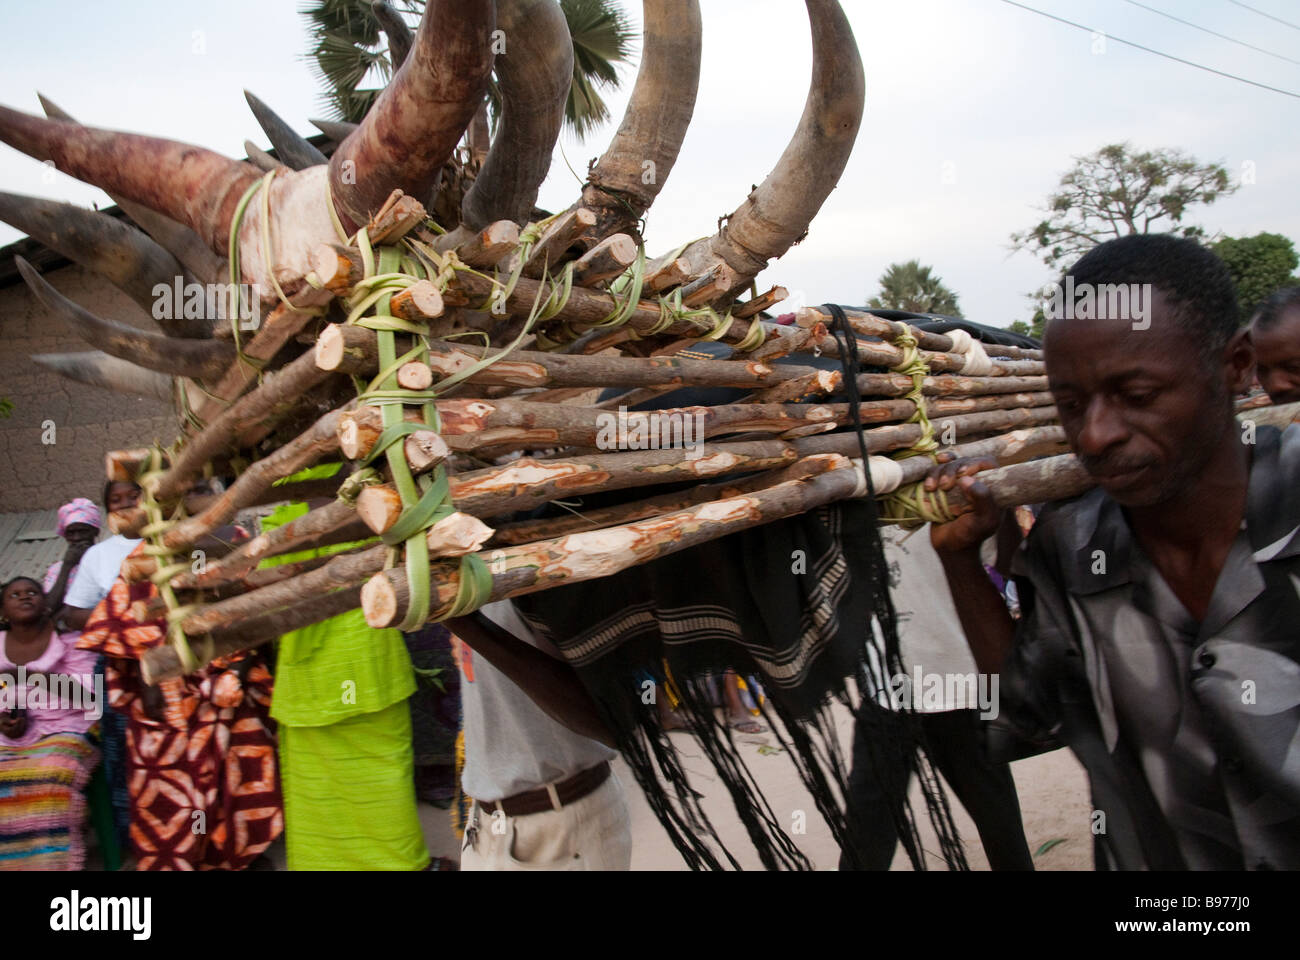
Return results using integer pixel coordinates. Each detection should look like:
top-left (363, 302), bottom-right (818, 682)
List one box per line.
top-left (1, 0), bottom-right (1297, 327)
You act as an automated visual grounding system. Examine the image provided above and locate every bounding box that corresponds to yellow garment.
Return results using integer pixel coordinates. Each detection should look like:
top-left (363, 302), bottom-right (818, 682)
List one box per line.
top-left (260, 479), bottom-right (426, 870)
top-left (280, 700), bottom-right (427, 871)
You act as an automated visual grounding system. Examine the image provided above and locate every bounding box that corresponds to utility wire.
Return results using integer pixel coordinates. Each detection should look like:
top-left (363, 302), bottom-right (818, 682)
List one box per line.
top-left (1123, 0), bottom-right (1300, 66)
top-left (996, 0), bottom-right (1300, 99)
top-left (1226, 0), bottom-right (1300, 33)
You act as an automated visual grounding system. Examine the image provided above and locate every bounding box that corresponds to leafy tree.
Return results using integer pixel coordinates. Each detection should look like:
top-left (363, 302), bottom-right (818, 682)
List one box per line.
top-left (302, 0), bottom-right (636, 141)
top-left (1211, 232), bottom-right (1300, 319)
top-left (867, 260), bottom-right (962, 316)
top-left (1007, 311), bottom-right (1046, 341)
top-left (1011, 143), bottom-right (1237, 272)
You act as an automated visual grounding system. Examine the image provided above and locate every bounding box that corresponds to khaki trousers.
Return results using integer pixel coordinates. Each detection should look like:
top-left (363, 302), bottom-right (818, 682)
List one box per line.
top-left (461, 770), bottom-right (632, 871)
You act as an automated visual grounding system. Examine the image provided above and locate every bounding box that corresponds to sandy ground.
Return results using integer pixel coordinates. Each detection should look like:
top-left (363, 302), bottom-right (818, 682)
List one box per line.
top-left (416, 698), bottom-right (1096, 871)
top-left (88, 697), bottom-right (1092, 871)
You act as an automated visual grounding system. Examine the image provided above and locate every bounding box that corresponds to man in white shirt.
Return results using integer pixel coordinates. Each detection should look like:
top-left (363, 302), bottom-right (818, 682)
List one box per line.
top-left (449, 601), bottom-right (632, 871)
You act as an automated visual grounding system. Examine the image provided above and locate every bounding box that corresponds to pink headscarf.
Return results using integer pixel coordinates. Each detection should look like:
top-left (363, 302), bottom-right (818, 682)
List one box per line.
top-left (56, 497), bottom-right (102, 538)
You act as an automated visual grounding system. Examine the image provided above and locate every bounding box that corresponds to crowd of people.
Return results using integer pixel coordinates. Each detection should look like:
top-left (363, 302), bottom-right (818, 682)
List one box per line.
top-left (0, 235), bottom-right (1296, 871)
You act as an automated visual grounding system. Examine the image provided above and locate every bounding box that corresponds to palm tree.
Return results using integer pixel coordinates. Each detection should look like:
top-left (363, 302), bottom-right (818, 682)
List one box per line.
top-left (301, 0), bottom-right (636, 141)
top-left (867, 260), bottom-right (962, 316)
top-left (301, 0), bottom-right (413, 123)
top-left (559, 0), bottom-right (636, 139)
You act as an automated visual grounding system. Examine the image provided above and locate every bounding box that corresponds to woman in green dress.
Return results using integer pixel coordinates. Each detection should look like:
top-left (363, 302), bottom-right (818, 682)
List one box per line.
top-left (263, 472), bottom-right (430, 871)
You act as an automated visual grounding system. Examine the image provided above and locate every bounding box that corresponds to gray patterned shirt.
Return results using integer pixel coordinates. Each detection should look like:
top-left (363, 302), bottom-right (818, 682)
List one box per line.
top-left (1006, 424), bottom-right (1300, 870)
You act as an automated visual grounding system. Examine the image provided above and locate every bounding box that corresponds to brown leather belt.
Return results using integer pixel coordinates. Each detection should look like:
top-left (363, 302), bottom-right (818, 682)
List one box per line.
top-left (477, 760), bottom-right (611, 818)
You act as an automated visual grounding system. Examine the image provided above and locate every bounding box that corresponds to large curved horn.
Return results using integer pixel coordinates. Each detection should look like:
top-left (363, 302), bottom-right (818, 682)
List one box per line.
top-left (460, 0), bottom-right (572, 230)
top-left (0, 191), bottom-right (210, 338)
top-left (16, 257), bottom-right (234, 380)
top-left (575, 0), bottom-right (703, 242)
top-left (674, 0), bottom-right (864, 302)
top-left (0, 103), bottom-right (259, 255)
top-left (32, 351), bottom-right (174, 402)
top-left (37, 94), bottom-right (228, 287)
top-left (329, 0), bottom-right (496, 228)
top-left (371, 1), bottom-right (414, 71)
top-left (244, 91), bottom-right (327, 171)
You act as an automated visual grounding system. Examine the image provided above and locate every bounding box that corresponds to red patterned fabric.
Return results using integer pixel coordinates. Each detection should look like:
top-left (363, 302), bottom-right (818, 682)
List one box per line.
top-left (78, 568), bottom-right (283, 870)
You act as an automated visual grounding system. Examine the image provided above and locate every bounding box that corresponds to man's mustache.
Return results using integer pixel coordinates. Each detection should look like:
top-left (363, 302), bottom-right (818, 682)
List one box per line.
top-left (1079, 454), bottom-right (1159, 477)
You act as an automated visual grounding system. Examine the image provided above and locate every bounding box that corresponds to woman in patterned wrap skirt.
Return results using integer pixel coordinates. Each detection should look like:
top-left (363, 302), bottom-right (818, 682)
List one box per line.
top-left (0, 577), bottom-right (100, 869)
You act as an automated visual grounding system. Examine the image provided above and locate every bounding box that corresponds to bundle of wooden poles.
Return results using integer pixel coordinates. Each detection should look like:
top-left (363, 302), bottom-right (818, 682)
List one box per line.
top-left (80, 185), bottom-right (1074, 683)
top-left (88, 189), bottom-right (1300, 688)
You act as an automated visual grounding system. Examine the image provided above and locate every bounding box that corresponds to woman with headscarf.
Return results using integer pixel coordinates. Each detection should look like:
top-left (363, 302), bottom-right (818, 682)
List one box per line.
top-left (0, 576), bottom-right (101, 869)
top-left (46, 493), bottom-right (133, 856)
top-left (57, 481), bottom-right (143, 633)
top-left (42, 497), bottom-right (101, 615)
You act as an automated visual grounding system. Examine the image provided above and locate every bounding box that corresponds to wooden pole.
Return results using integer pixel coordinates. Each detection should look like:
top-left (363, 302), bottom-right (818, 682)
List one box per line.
top-left (168, 498), bottom-right (367, 590)
top-left (363, 190), bottom-right (426, 245)
top-left (361, 455), bottom-right (865, 628)
top-left (173, 507), bottom-right (492, 635)
top-left (429, 219), bottom-right (521, 268)
top-left (138, 419), bottom-right (1084, 683)
top-left (144, 350), bottom-right (332, 503)
top-left (112, 474), bottom-right (342, 539)
top-left (571, 234), bottom-right (638, 287)
top-left (509, 208), bottom-right (598, 279)
top-left (159, 407), bottom-right (348, 550)
top-left (420, 339), bottom-right (814, 390)
top-left (486, 452), bottom-right (856, 546)
top-left (732, 286), bottom-right (789, 320)
top-left (189, 304), bottom-right (318, 430)
top-left (796, 305), bottom-right (1044, 361)
top-left (389, 281), bottom-right (445, 321)
top-left (438, 267), bottom-right (774, 353)
top-left (140, 584), bottom-right (365, 685)
top-left (448, 440), bottom-right (801, 519)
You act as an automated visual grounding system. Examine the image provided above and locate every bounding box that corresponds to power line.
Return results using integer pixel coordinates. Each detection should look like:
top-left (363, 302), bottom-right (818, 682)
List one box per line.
top-left (996, 0), bottom-right (1300, 99)
top-left (1226, 0), bottom-right (1300, 33)
top-left (1123, 0), bottom-right (1300, 66)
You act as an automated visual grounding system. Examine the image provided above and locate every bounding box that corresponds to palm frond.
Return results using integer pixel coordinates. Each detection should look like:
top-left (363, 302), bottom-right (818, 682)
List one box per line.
top-left (561, 0), bottom-right (637, 139)
top-left (302, 0), bottom-right (636, 134)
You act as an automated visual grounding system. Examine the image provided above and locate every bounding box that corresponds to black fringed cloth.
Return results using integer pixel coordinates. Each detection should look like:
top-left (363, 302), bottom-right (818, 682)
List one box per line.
top-left (517, 312), bottom-right (976, 870)
top-left (517, 500), bottom-right (883, 870)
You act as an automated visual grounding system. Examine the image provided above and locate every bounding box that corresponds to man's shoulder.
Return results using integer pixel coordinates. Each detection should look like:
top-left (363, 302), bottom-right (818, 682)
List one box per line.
top-left (1272, 422), bottom-right (1300, 478)
top-left (1022, 487), bottom-right (1108, 562)
top-left (1245, 423), bottom-right (1300, 556)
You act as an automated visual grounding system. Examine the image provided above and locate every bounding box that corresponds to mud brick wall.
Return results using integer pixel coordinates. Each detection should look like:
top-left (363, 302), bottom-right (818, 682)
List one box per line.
top-left (0, 264), bottom-right (177, 512)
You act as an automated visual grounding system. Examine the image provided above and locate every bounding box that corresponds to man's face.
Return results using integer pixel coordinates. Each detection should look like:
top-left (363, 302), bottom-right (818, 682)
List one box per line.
top-left (1044, 290), bottom-right (1252, 508)
top-left (1253, 306), bottom-right (1300, 405)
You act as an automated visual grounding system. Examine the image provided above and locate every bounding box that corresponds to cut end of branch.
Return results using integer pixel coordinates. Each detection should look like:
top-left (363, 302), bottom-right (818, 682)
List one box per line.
top-left (360, 571), bottom-right (400, 628)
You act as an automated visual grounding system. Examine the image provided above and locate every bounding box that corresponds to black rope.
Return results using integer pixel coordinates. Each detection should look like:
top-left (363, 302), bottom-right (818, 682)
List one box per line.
top-left (823, 303), bottom-right (970, 871)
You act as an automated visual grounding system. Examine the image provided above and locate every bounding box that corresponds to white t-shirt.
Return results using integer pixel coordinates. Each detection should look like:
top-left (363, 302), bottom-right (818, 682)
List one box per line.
top-left (63, 535), bottom-right (142, 610)
top-left (867, 524), bottom-right (984, 713)
top-left (459, 600), bottom-right (617, 803)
